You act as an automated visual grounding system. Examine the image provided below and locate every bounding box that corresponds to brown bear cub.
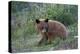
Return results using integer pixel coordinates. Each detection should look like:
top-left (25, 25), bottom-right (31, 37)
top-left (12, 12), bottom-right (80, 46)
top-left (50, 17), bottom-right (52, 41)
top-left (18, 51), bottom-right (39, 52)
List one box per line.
top-left (35, 19), bottom-right (68, 45)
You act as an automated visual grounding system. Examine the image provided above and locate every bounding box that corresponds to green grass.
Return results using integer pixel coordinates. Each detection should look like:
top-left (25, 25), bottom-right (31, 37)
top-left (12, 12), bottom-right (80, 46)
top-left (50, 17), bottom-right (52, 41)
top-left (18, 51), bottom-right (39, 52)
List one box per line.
top-left (11, 2), bottom-right (78, 53)
top-left (11, 23), bottom-right (78, 53)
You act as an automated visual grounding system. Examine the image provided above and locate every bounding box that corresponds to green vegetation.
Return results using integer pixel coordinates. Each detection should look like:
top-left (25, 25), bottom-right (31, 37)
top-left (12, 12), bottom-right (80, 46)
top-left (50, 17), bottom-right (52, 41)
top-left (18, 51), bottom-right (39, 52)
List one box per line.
top-left (10, 1), bottom-right (78, 53)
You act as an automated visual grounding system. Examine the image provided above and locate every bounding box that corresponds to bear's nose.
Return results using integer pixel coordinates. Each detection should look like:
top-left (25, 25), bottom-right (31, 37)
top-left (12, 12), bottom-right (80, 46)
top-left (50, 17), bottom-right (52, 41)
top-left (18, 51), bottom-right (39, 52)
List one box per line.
top-left (42, 29), bottom-right (46, 33)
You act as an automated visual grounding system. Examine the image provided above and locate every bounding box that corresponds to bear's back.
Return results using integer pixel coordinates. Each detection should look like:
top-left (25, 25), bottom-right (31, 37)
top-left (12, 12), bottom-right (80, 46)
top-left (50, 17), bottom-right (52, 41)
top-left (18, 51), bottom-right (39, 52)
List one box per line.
top-left (47, 20), bottom-right (68, 37)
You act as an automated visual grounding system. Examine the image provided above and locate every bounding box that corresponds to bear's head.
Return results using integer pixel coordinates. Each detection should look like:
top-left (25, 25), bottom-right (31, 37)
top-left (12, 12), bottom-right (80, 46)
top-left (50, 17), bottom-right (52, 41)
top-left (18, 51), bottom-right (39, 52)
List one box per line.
top-left (35, 19), bottom-right (49, 33)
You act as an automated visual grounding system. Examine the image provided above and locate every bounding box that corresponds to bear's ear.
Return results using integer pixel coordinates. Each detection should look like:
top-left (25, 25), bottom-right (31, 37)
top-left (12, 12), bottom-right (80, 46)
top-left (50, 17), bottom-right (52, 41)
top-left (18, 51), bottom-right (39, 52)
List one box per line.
top-left (45, 19), bottom-right (49, 22)
top-left (36, 19), bottom-right (40, 24)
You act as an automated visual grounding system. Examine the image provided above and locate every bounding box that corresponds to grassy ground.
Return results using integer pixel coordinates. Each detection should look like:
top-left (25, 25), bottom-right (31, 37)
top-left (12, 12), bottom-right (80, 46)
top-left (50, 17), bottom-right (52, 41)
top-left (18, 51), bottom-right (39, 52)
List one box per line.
top-left (11, 23), bottom-right (78, 53)
top-left (10, 2), bottom-right (78, 53)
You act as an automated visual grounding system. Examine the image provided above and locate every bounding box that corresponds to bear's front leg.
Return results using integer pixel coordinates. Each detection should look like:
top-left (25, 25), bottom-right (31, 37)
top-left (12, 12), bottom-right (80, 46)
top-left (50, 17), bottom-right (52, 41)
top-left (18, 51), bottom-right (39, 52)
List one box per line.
top-left (47, 35), bottom-right (52, 44)
top-left (38, 37), bottom-right (44, 45)
top-left (38, 33), bottom-right (48, 45)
